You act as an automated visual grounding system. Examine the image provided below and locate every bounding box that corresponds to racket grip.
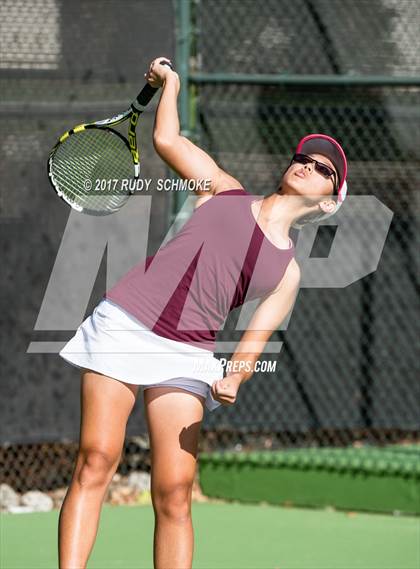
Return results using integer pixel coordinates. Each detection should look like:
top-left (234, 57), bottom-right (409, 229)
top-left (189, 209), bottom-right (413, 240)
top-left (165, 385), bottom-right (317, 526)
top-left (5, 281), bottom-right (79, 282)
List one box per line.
top-left (135, 61), bottom-right (174, 108)
top-left (136, 84), bottom-right (159, 107)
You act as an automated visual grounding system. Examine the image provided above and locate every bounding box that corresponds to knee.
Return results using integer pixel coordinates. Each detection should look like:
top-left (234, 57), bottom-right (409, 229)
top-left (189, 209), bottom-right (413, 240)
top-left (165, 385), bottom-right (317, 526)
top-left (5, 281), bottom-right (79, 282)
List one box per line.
top-left (76, 448), bottom-right (119, 489)
top-left (153, 479), bottom-right (192, 522)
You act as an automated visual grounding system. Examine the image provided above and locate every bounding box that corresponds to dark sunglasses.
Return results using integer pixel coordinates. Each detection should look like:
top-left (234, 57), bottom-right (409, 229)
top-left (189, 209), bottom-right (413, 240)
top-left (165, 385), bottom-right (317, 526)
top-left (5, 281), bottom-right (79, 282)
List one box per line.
top-left (290, 153), bottom-right (339, 194)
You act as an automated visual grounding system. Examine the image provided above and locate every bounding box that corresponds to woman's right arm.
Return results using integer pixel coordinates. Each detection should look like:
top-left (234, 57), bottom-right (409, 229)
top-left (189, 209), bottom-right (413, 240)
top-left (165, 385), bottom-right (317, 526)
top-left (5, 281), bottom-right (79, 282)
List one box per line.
top-left (147, 57), bottom-right (242, 196)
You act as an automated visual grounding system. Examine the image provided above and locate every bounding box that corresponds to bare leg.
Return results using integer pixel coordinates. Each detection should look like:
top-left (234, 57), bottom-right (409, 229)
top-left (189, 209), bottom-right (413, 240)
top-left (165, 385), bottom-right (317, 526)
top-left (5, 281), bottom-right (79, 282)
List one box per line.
top-left (144, 386), bottom-right (205, 569)
top-left (58, 369), bottom-right (139, 569)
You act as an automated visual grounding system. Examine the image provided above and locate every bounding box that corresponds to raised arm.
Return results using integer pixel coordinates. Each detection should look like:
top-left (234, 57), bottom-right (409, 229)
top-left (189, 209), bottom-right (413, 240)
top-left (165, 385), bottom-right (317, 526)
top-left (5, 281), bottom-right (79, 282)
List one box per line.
top-left (211, 258), bottom-right (301, 405)
top-left (146, 57), bottom-right (242, 198)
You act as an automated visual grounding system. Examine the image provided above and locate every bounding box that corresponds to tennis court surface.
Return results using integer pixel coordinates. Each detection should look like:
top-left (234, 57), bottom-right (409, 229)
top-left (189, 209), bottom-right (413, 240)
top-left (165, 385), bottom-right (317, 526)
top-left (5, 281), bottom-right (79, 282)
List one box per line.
top-left (1, 501), bottom-right (418, 569)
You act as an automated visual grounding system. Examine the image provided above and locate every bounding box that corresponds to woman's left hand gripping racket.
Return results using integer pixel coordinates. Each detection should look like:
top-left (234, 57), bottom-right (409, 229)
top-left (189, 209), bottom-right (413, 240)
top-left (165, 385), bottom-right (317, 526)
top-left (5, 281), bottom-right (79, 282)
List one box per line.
top-left (48, 59), bottom-right (173, 215)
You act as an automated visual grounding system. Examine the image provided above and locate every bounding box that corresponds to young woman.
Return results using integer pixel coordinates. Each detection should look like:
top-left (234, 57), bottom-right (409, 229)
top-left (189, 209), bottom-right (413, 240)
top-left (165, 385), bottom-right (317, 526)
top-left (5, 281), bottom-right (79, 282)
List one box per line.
top-left (58, 57), bottom-right (348, 569)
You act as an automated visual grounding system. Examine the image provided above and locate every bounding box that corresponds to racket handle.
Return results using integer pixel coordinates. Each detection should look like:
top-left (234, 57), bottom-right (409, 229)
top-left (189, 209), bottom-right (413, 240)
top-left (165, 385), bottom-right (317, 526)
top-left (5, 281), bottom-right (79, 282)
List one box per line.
top-left (134, 60), bottom-right (174, 109)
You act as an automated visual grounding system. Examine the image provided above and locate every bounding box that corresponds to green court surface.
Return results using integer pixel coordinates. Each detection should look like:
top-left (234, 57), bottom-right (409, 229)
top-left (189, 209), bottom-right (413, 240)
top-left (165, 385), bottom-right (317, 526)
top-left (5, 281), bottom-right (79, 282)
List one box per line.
top-left (1, 502), bottom-right (419, 569)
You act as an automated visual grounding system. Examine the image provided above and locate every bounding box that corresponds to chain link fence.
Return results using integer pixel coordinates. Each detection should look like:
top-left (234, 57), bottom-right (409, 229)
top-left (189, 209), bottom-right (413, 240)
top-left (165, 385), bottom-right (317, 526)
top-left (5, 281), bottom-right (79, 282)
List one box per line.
top-left (189, 0), bottom-right (420, 452)
top-left (1, 0), bottom-right (419, 498)
top-left (194, 0), bottom-right (419, 76)
top-left (1, 0), bottom-right (175, 500)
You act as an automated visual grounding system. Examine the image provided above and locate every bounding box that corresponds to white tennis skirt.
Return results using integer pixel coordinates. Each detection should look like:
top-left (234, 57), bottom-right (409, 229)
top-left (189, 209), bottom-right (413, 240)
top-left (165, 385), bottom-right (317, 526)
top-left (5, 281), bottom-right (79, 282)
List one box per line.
top-left (59, 298), bottom-right (224, 412)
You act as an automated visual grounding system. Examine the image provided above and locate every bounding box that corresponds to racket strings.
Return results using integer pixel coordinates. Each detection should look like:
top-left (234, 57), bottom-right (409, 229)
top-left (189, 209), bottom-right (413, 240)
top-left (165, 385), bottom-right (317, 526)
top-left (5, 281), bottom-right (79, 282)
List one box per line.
top-left (49, 129), bottom-right (136, 214)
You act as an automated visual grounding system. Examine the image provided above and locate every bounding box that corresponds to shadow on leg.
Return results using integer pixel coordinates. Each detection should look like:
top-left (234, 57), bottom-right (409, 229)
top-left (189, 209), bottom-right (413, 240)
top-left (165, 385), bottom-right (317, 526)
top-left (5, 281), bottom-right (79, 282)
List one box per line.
top-left (143, 386), bottom-right (205, 569)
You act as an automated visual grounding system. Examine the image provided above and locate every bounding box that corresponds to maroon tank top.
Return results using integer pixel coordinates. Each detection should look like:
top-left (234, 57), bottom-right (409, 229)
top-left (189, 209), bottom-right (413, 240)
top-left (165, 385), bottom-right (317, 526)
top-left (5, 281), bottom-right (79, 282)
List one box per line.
top-left (104, 189), bottom-right (295, 351)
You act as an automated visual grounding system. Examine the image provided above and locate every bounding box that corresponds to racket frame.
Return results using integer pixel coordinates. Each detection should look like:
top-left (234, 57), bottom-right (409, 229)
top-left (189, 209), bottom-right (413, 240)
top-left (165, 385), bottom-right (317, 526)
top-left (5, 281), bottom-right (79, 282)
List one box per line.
top-left (47, 63), bottom-right (173, 213)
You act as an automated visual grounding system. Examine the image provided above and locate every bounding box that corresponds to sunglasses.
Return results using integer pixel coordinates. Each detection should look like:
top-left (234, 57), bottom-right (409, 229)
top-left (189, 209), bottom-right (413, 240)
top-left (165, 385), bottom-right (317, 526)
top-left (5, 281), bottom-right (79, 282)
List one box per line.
top-left (290, 153), bottom-right (339, 194)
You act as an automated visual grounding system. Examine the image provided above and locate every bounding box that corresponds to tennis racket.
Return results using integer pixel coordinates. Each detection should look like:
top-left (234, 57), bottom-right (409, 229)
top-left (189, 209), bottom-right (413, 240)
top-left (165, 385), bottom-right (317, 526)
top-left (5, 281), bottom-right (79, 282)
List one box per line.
top-left (48, 59), bottom-right (173, 216)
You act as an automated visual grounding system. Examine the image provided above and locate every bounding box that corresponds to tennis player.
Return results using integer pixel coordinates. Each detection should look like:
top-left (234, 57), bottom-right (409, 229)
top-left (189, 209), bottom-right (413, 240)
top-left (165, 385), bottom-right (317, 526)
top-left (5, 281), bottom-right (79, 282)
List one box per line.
top-left (57, 57), bottom-right (348, 568)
